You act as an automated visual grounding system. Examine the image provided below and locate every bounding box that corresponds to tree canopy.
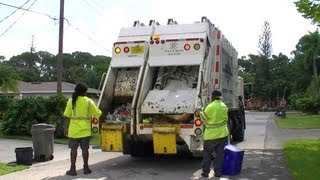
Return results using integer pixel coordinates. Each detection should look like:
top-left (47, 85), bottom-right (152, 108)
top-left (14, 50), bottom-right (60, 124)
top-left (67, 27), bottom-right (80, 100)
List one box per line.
top-left (4, 51), bottom-right (111, 89)
top-left (295, 0), bottom-right (320, 24)
top-left (0, 63), bottom-right (20, 93)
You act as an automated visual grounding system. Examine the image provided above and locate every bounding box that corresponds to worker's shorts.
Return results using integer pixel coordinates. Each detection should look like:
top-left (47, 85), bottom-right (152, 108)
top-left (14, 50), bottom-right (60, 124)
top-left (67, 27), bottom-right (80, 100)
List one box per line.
top-left (68, 136), bottom-right (90, 150)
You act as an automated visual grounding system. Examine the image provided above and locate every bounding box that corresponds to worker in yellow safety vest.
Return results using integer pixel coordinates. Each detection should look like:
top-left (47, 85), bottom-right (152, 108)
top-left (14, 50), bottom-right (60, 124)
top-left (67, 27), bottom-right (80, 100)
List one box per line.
top-left (63, 82), bottom-right (102, 176)
top-left (200, 90), bottom-right (229, 178)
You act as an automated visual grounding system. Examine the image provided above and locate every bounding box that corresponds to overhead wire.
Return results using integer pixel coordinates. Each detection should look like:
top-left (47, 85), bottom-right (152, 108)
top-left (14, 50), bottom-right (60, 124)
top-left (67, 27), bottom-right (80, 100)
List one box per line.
top-left (81, 0), bottom-right (104, 17)
top-left (73, 26), bottom-right (112, 55)
top-left (0, 0), bottom-right (38, 38)
top-left (0, 1), bottom-right (58, 21)
top-left (0, 0), bottom-right (31, 24)
top-left (0, 0), bottom-right (111, 55)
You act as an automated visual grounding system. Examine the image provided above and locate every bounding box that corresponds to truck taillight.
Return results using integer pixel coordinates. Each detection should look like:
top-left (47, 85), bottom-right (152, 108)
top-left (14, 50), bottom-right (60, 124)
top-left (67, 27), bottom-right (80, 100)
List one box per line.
top-left (184, 44), bottom-right (190, 51)
top-left (194, 109), bottom-right (200, 117)
top-left (194, 43), bottom-right (200, 50)
top-left (115, 47), bottom-right (121, 54)
top-left (150, 40), bottom-right (154, 44)
top-left (161, 40), bottom-right (165, 44)
top-left (194, 118), bottom-right (202, 126)
top-left (124, 47), bottom-right (130, 53)
top-left (92, 117), bottom-right (99, 125)
top-left (92, 117), bottom-right (99, 133)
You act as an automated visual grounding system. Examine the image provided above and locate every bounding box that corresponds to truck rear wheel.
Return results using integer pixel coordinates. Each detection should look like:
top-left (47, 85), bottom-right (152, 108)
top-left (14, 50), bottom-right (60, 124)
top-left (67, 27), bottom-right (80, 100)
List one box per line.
top-left (232, 117), bottom-right (245, 142)
top-left (229, 109), bottom-right (245, 142)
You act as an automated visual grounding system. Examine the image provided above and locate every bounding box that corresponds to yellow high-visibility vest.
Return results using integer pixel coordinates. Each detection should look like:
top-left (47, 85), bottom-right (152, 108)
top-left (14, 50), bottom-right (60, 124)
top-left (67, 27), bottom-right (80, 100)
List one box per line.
top-left (63, 96), bottom-right (102, 138)
top-left (200, 100), bottom-right (229, 140)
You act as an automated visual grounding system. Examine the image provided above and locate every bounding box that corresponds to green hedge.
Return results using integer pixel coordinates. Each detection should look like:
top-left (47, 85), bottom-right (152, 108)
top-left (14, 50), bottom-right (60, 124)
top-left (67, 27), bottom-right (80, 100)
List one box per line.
top-left (296, 96), bottom-right (320, 115)
top-left (0, 95), bottom-right (67, 138)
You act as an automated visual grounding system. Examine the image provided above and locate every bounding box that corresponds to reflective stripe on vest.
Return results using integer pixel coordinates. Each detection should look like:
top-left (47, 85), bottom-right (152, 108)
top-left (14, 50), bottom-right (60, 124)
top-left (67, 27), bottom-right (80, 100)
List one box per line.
top-left (205, 120), bottom-right (227, 129)
top-left (71, 100), bottom-right (92, 120)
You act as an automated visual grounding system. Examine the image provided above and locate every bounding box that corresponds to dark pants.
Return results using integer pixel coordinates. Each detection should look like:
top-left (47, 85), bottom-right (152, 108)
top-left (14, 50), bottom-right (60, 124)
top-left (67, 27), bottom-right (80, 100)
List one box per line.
top-left (68, 136), bottom-right (90, 150)
top-left (201, 136), bottom-right (228, 175)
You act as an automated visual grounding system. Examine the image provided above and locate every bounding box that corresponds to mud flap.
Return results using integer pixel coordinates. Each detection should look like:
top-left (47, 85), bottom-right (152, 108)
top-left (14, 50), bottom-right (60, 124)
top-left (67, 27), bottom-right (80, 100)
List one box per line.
top-left (101, 123), bottom-right (127, 152)
top-left (153, 125), bottom-right (179, 154)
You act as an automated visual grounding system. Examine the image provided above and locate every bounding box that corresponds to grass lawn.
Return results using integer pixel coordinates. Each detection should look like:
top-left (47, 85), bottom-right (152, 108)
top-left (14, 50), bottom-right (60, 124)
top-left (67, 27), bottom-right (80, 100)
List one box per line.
top-left (284, 139), bottom-right (320, 180)
top-left (276, 112), bottom-right (320, 129)
top-left (0, 163), bottom-right (28, 176)
top-left (280, 112), bottom-right (320, 179)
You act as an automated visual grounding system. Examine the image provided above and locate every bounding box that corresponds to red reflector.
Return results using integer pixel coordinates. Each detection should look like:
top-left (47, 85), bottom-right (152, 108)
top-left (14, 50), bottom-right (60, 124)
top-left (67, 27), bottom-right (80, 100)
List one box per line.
top-left (200, 38), bottom-right (204, 42)
top-left (124, 47), bottom-right (130, 53)
top-left (155, 40), bottom-right (160, 44)
top-left (161, 40), bottom-right (165, 44)
top-left (166, 39), bottom-right (179, 42)
top-left (214, 78), bottom-right (219, 84)
top-left (134, 40), bottom-right (145, 43)
top-left (114, 41), bottom-right (127, 45)
top-left (215, 62), bottom-right (219, 72)
top-left (180, 124), bottom-right (194, 128)
top-left (217, 31), bottom-right (221, 39)
top-left (194, 119), bottom-right (202, 126)
top-left (184, 44), bottom-right (191, 51)
top-left (216, 45), bottom-right (220, 55)
top-left (92, 118), bottom-right (99, 125)
top-left (186, 38), bottom-right (199, 41)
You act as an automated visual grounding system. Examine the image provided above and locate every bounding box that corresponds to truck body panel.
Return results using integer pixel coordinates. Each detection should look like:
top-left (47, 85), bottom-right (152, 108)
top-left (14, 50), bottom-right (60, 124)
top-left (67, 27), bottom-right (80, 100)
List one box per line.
top-left (97, 17), bottom-right (246, 156)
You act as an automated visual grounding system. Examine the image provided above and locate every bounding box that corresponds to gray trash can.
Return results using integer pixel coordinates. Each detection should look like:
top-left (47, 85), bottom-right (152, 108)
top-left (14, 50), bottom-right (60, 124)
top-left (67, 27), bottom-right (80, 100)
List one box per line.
top-left (31, 123), bottom-right (55, 162)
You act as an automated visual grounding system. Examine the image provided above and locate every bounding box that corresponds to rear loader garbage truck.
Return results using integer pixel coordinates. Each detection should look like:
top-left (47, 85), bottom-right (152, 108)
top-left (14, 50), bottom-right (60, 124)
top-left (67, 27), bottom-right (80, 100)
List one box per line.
top-left (96, 17), bottom-right (246, 157)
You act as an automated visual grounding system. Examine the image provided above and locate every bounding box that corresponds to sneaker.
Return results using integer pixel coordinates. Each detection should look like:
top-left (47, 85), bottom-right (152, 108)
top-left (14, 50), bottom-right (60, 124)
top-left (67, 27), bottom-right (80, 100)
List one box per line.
top-left (201, 172), bottom-right (209, 177)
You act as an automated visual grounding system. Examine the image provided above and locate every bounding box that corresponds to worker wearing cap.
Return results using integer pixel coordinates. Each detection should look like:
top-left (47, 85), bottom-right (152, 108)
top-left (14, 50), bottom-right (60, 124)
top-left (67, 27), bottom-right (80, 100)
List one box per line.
top-left (63, 82), bottom-right (102, 176)
top-left (200, 90), bottom-right (229, 178)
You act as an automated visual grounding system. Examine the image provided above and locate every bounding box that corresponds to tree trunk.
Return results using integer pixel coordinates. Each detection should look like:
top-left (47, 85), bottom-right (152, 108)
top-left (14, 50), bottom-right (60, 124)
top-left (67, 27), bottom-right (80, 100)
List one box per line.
top-left (313, 55), bottom-right (318, 98)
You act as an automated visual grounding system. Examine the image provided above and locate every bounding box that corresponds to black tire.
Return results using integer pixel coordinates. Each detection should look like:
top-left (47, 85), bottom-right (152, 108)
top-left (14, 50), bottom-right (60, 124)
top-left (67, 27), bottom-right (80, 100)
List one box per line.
top-left (232, 118), bottom-right (245, 142)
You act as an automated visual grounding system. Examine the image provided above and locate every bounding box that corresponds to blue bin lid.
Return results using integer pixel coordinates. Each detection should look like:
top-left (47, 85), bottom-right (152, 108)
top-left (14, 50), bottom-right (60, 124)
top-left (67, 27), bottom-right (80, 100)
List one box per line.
top-left (225, 144), bottom-right (243, 152)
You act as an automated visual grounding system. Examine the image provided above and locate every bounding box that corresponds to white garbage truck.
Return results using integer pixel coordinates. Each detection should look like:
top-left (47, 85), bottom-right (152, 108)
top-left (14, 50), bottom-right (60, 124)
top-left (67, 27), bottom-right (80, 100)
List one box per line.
top-left (96, 17), bottom-right (245, 157)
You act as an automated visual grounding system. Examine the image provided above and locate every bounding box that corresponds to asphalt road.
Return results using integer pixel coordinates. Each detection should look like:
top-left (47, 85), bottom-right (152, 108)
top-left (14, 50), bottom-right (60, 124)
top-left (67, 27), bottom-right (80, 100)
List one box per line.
top-left (1, 111), bottom-right (319, 180)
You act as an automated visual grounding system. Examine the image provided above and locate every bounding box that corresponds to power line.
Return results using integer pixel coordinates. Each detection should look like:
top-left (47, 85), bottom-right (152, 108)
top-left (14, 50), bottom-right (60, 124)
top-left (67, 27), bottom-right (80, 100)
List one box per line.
top-left (73, 26), bottom-right (112, 55)
top-left (0, 0), bottom-right (31, 24)
top-left (81, 0), bottom-right (104, 17)
top-left (0, 1), bottom-right (57, 21)
top-left (0, 0), bottom-right (38, 38)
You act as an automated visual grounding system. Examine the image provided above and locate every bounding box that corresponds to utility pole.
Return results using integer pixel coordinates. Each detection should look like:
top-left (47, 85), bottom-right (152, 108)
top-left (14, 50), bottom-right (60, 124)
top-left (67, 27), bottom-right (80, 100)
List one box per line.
top-left (57, 0), bottom-right (64, 93)
top-left (30, 35), bottom-right (35, 53)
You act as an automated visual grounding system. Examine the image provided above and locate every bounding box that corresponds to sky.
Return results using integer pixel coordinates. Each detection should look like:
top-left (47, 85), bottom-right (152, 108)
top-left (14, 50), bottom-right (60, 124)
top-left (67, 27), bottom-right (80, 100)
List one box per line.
top-left (0, 0), bottom-right (317, 60)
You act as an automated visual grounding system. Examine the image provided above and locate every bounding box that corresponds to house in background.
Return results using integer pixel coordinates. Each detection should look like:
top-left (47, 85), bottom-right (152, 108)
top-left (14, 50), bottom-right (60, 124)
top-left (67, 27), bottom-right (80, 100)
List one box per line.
top-left (0, 81), bottom-right (100, 103)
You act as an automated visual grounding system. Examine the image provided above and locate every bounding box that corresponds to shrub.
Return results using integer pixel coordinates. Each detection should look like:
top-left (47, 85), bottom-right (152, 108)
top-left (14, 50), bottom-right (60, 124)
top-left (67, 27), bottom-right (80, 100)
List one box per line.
top-left (295, 96), bottom-right (320, 115)
top-left (45, 95), bottom-right (67, 138)
top-left (1, 97), bottom-right (48, 135)
top-left (1, 95), bottom-right (67, 137)
top-left (0, 97), bottom-right (15, 122)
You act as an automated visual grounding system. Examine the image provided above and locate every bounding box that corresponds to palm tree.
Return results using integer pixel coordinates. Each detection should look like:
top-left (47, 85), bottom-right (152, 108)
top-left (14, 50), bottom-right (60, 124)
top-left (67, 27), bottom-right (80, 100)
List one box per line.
top-left (295, 30), bottom-right (320, 97)
top-left (0, 63), bottom-right (20, 94)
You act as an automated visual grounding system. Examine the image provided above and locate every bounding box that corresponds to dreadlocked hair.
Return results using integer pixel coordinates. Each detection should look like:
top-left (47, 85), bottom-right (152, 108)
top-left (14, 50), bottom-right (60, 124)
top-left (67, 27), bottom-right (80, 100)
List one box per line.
top-left (72, 82), bottom-right (88, 110)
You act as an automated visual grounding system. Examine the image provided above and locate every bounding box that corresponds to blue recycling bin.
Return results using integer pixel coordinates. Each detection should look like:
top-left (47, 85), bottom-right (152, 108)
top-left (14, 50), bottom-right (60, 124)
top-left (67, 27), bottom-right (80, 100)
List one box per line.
top-left (222, 144), bottom-right (244, 176)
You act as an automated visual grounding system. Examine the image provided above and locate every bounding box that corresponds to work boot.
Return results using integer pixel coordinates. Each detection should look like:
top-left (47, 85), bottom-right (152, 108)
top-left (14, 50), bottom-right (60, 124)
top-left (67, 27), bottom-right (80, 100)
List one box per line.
top-left (83, 165), bottom-right (92, 174)
top-left (201, 172), bottom-right (209, 177)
